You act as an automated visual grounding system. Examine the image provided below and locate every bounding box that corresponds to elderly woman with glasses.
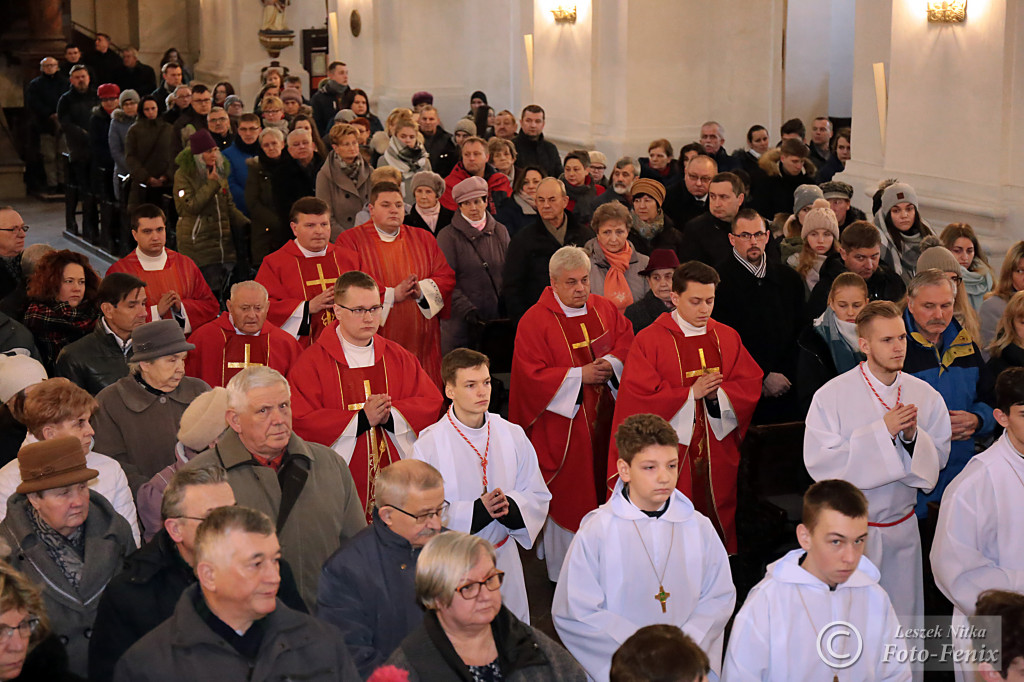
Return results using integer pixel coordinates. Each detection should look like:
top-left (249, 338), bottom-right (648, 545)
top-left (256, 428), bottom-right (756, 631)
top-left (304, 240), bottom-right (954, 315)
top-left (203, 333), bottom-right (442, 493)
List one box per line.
top-left (0, 559), bottom-right (80, 681)
top-left (386, 531), bottom-right (585, 681)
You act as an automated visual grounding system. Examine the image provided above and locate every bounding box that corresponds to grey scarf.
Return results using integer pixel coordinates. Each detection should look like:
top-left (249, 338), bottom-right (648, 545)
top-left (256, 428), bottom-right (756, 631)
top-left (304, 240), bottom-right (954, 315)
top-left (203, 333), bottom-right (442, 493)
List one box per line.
top-left (28, 504), bottom-right (86, 590)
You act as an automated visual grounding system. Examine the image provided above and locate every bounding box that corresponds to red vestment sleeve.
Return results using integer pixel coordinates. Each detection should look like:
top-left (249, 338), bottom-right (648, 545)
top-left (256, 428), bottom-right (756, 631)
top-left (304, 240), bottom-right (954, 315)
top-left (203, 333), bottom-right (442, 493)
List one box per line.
top-left (184, 317), bottom-right (226, 385)
top-left (388, 346), bottom-right (445, 433)
top-left (509, 307), bottom-right (577, 434)
top-left (174, 252), bottom-right (219, 330)
top-left (416, 229), bottom-right (456, 320)
top-left (289, 343), bottom-right (355, 445)
top-left (256, 250), bottom-right (304, 328)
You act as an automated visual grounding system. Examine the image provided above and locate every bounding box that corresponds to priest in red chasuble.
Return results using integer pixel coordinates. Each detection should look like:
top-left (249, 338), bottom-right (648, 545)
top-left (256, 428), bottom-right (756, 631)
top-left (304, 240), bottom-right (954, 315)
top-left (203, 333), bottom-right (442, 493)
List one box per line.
top-left (608, 261), bottom-right (762, 553)
top-left (186, 280), bottom-right (302, 387)
top-left (334, 182), bottom-right (455, 389)
top-left (288, 270), bottom-right (443, 520)
top-left (107, 203), bottom-right (219, 334)
top-left (256, 197), bottom-right (357, 348)
top-left (509, 245), bottom-right (634, 581)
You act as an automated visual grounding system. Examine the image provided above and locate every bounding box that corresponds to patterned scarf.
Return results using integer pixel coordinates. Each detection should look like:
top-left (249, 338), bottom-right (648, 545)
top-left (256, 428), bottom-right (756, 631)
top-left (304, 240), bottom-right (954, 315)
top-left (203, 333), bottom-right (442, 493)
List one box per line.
top-left (631, 210), bottom-right (664, 240)
top-left (600, 241), bottom-right (635, 311)
top-left (27, 504), bottom-right (86, 590)
top-left (336, 153), bottom-right (363, 183)
top-left (813, 307), bottom-right (863, 373)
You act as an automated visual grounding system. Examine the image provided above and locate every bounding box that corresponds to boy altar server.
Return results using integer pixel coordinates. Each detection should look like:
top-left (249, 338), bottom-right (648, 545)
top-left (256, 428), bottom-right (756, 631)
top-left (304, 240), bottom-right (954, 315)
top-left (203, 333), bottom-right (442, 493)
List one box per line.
top-left (932, 368), bottom-right (1024, 682)
top-left (608, 261), bottom-right (762, 554)
top-left (412, 348), bottom-right (551, 624)
top-left (723, 479), bottom-right (911, 681)
top-left (553, 413), bottom-right (735, 682)
top-left (289, 270), bottom-right (442, 520)
top-left (805, 300), bottom-right (951, 646)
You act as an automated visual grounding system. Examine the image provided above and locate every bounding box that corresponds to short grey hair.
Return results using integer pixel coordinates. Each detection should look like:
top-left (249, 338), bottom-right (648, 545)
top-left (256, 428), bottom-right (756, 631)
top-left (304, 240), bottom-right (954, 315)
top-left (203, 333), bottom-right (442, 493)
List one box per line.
top-left (908, 268), bottom-right (957, 299)
top-left (195, 506), bottom-right (274, 566)
top-left (229, 280), bottom-right (269, 302)
top-left (161, 464), bottom-right (229, 521)
top-left (549, 245), bottom-right (591, 278)
top-left (702, 120), bottom-right (725, 137)
top-left (226, 366), bottom-right (290, 411)
top-left (537, 176), bottom-right (567, 198)
top-left (614, 156), bottom-right (637, 173)
top-left (375, 460), bottom-right (444, 510)
top-left (259, 127), bottom-right (285, 144)
top-left (415, 531), bottom-right (496, 610)
top-left (286, 128), bottom-right (312, 145)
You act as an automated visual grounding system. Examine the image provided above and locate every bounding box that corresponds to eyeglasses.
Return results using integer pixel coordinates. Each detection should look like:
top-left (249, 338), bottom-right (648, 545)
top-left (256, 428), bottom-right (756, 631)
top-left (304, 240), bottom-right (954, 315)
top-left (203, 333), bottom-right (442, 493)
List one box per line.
top-left (0, 224), bottom-right (29, 233)
top-left (455, 571), bottom-right (505, 600)
top-left (337, 304), bottom-right (384, 317)
top-left (734, 230), bottom-right (769, 241)
top-left (686, 173), bottom-right (714, 184)
top-left (386, 500), bottom-right (450, 523)
top-left (0, 617), bottom-right (39, 642)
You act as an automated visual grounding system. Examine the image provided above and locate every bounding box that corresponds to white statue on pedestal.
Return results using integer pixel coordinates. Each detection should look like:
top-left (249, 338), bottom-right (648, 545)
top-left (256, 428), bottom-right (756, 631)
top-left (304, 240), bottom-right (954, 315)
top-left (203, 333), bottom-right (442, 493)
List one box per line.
top-left (261, 0), bottom-right (289, 33)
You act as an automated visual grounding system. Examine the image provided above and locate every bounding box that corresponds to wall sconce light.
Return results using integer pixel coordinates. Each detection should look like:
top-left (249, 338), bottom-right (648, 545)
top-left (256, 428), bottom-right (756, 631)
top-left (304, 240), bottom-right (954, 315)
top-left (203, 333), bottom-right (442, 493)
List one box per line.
top-left (551, 5), bottom-right (577, 24)
top-left (927, 1), bottom-right (966, 23)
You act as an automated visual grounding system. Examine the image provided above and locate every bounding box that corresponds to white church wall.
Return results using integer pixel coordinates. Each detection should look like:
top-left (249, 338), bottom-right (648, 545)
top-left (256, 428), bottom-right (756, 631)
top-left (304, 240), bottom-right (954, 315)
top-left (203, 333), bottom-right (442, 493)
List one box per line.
top-left (828, 0), bottom-right (856, 118)
top-left (784, 0), bottom-right (832, 126)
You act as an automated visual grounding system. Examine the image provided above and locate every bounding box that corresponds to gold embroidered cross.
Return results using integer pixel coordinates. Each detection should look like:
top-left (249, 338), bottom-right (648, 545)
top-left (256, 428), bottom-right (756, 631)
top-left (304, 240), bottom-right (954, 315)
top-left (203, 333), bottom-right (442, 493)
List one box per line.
top-left (571, 323), bottom-right (592, 350)
top-left (226, 344), bottom-right (262, 370)
top-left (305, 263), bottom-right (337, 292)
top-left (684, 347), bottom-right (721, 378)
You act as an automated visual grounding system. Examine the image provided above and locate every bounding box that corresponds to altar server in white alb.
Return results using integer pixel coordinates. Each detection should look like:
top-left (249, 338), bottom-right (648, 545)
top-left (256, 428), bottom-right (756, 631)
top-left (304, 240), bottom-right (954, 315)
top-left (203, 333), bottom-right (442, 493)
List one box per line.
top-left (723, 479), bottom-right (911, 681)
top-left (804, 301), bottom-right (950, 637)
top-left (412, 348), bottom-right (551, 625)
top-left (931, 368), bottom-right (1024, 682)
top-left (553, 413), bottom-right (735, 682)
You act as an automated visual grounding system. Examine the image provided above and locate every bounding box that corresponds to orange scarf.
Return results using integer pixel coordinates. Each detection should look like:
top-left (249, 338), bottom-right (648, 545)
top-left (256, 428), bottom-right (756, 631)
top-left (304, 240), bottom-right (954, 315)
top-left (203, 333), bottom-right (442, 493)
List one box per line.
top-left (600, 242), bottom-right (634, 311)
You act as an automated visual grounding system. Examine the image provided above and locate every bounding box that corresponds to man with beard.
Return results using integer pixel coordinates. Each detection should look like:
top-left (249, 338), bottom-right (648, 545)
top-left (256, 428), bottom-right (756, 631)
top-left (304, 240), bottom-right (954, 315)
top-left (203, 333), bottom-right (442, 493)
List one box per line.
top-left (595, 156), bottom-right (636, 208)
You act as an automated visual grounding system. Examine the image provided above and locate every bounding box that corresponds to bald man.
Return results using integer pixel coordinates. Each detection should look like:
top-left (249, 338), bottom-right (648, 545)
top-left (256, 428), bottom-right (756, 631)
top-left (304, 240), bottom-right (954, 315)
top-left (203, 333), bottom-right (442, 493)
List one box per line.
top-left (503, 177), bottom-right (596, 321)
top-left (27, 57), bottom-right (67, 192)
top-left (663, 154), bottom-right (718, 228)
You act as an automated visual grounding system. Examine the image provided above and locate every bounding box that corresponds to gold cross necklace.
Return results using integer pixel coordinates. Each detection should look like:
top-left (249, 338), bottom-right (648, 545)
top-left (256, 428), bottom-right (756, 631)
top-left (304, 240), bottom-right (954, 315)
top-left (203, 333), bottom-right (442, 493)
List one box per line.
top-left (631, 518), bottom-right (675, 613)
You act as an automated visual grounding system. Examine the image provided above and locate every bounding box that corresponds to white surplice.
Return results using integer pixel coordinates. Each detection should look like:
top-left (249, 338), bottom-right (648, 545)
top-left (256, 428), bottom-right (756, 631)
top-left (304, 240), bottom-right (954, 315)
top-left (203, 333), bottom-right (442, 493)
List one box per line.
top-left (552, 479), bottom-right (735, 682)
top-left (931, 434), bottom-right (1024, 681)
top-left (723, 549), bottom-right (911, 681)
top-left (805, 364), bottom-right (950, 646)
top-left (412, 409), bottom-right (551, 624)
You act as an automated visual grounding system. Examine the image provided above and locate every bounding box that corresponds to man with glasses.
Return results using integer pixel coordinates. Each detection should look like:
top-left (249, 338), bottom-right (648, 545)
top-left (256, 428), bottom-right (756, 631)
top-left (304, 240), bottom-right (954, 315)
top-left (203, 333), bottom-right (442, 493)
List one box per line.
top-left (222, 113), bottom-right (261, 215)
top-left (186, 280), bottom-right (301, 388)
top-left (257, 196), bottom-right (356, 347)
top-left (172, 82), bottom-right (213, 154)
top-left (0, 208), bottom-right (28, 302)
top-left (712, 208), bottom-right (805, 423)
top-left (412, 348), bottom-right (551, 625)
top-left (185, 366), bottom-right (366, 610)
top-left (663, 154), bottom-right (717, 229)
top-left (289, 269), bottom-right (443, 519)
top-left (318, 459), bottom-right (446, 678)
top-left (88, 464), bottom-right (307, 682)
top-left (206, 106), bottom-right (233, 150)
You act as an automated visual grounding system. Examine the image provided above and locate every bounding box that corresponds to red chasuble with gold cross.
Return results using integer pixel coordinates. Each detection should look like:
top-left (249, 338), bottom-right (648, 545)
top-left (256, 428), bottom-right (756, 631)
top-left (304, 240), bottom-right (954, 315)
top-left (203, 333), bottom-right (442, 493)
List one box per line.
top-left (107, 249), bottom-right (220, 332)
top-left (288, 322), bottom-right (443, 520)
top-left (608, 313), bottom-right (762, 553)
top-left (335, 222), bottom-right (455, 389)
top-left (509, 287), bottom-right (634, 533)
top-left (186, 312), bottom-right (303, 387)
top-left (255, 240), bottom-right (356, 348)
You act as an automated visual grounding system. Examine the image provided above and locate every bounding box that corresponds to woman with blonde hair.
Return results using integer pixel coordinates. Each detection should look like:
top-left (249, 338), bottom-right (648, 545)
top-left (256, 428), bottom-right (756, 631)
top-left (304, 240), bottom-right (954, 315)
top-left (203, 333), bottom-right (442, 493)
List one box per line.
top-left (0, 558), bottom-right (78, 680)
top-left (987, 290), bottom-right (1024, 378)
top-left (940, 222), bottom-right (993, 311)
top-left (979, 241), bottom-right (1024, 354)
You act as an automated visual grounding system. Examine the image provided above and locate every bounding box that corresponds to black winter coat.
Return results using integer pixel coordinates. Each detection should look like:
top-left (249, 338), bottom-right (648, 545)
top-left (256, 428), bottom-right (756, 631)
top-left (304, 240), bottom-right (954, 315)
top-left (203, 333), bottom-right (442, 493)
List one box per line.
top-left (405, 204), bottom-right (455, 237)
top-left (89, 106), bottom-right (114, 169)
top-left (662, 182), bottom-right (708, 228)
top-left (752, 149), bottom-right (818, 219)
top-left (806, 253), bottom-right (907, 321)
top-left (512, 132), bottom-right (561, 178)
top-left (638, 158), bottom-right (682, 187)
top-left (54, 323), bottom-right (131, 395)
top-left (57, 88), bottom-right (99, 160)
top-left (0, 310), bottom-right (39, 359)
top-left (503, 210), bottom-right (595, 321)
top-left (988, 342), bottom-right (1024, 380)
top-left (422, 128), bottom-right (458, 178)
top-left (679, 212), bottom-right (782, 267)
top-left (89, 529), bottom-right (306, 682)
top-left (796, 324), bottom-right (840, 417)
top-left (627, 213), bottom-right (684, 259)
top-left (625, 289), bottom-right (672, 335)
top-left (271, 151), bottom-right (325, 228)
top-left (26, 73), bottom-right (68, 126)
top-left (316, 510), bottom-right (426, 678)
top-left (11, 634), bottom-right (82, 682)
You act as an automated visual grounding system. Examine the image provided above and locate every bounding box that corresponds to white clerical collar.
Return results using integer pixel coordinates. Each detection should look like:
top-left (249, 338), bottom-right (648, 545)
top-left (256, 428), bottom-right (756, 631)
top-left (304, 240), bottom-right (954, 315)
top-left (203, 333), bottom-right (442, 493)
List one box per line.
top-left (556, 296), bottom-right (587, 318)
top-left (295, 240), bottom-right (327, 258)
top-left (672, 311), bottom-right (707, 337)
top-left (373, 222), bottom-right (401, 242)
top-left (338, 328), bottom-right (375, 368)
top-left (101, 317), bottom-right (131, 351)
top-left (229, 315), bottom-right (260, 336)
top-left (135, 247), bottom-right (167, 271)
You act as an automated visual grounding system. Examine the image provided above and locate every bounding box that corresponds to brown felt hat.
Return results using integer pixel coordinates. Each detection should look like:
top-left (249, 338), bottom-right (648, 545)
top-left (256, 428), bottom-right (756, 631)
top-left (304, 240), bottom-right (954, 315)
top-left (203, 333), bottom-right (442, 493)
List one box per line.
top-left (16, 437), bottom-right (98, 494)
